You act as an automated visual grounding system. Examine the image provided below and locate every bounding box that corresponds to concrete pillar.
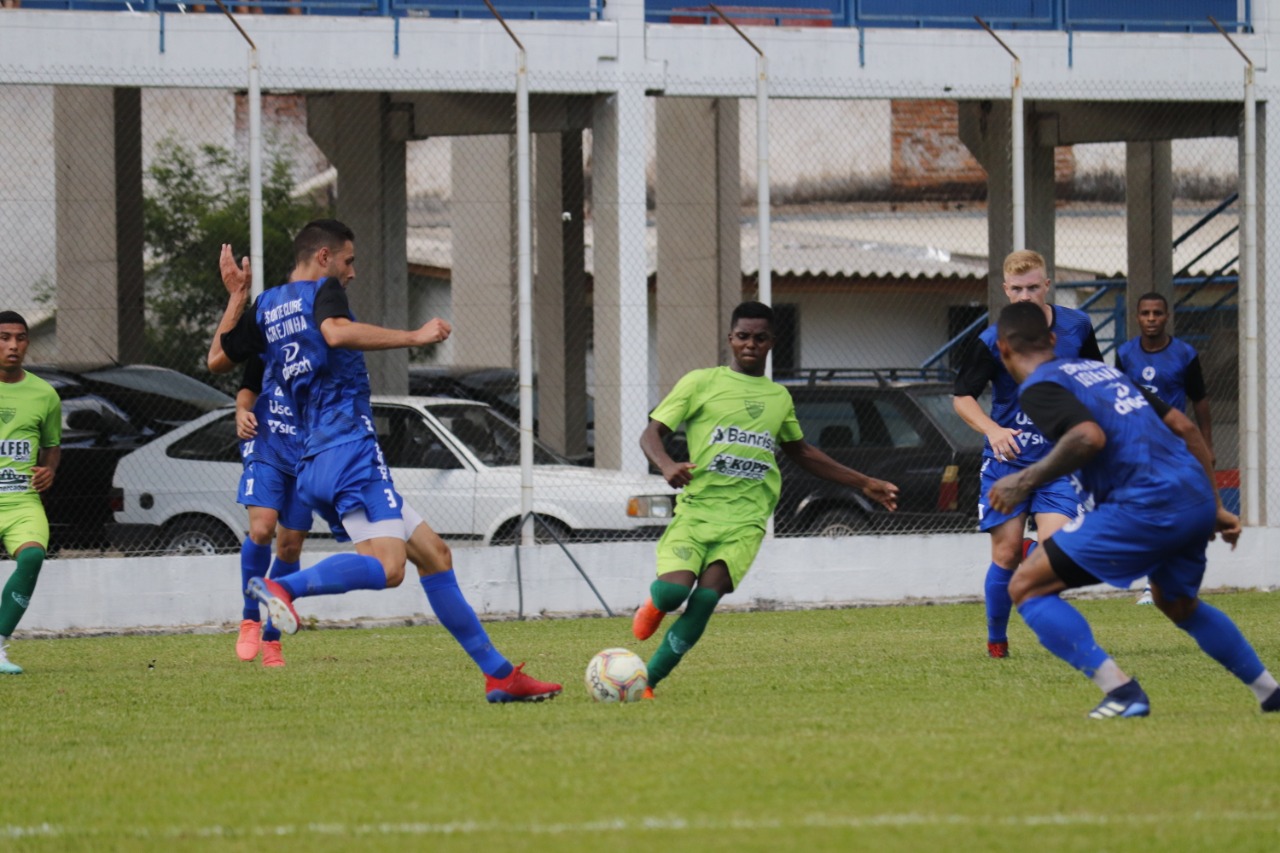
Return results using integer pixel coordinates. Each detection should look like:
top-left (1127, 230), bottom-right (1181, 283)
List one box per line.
top-left (654, 97), bottom-right (741, 391)
top-left (592, 88), bottom-right (651, 473)
top-left (534, 131), bottom-right (589, 459)
top-left (1125, 140), bottom-right (1173, 339)
top-left (307, 93), bottom-right (410, 394)
top-left (53, 86), bottom-right (145, 363)
top-left (450, 135), bottom-right (516, 370)
top-left (958, 99), bottom-right (1056, 316)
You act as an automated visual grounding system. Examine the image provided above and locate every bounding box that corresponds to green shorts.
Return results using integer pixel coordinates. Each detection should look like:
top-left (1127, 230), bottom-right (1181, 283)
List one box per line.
top-left (0, 497), bottom-right (50, 554)
top-left (655, 512), bottom-right (765, 589)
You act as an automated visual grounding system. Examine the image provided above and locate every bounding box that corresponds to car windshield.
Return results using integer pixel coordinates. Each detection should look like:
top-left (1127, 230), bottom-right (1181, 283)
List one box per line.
top-left (912, 389), bottom-right (985, 451)
top-left (427, 404), bottom-right (568, 466)
top-left (84, 366), bottom-right (232, 410)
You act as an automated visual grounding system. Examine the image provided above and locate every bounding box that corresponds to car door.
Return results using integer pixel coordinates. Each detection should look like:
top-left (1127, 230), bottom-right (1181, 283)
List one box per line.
top-left (371, 403), bottom-right (479, 539)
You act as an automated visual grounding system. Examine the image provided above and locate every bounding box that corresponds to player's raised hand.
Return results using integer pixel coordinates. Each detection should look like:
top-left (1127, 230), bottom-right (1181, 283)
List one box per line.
top-left (660, 461), bottom-right (696, 490)
top-left (1213, 506), bottom-right (1242, 549)
top-left (986, 426), bottom-right (1022, 462)
top-left (412, 318), bottom-right (452, 346)
top-left (220, 244), bottom-right (251, 296)
top-left (863, 478), bottom-right (899, 511)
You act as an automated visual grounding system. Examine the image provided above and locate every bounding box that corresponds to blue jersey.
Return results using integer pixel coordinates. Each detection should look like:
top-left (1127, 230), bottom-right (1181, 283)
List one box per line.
top-left (236, 278), bottom-right (376, 460)
top-left (960, 304), bottom-right (1098, 468)
top-left (1114, 336), bottom-right (1204, 414)
top-left (1019, 359), bottom-right (1212, 512)
top-left (238, 356), bottom-right (302, 475)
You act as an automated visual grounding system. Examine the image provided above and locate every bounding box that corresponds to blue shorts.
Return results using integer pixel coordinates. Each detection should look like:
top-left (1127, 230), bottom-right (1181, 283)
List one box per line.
top-left (1049, 498), bottom-right (1218, 600)
top-left (977, 457), bottom-right (1081, 532)
top-left (296, 437), bottom-right (405, 538)
top-left (237, 461), bottom-right (312, 532)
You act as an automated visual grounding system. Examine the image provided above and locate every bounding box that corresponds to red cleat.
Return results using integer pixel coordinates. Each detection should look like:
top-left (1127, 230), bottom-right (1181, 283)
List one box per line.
top-left (1022, 538), bottom-right (1038, 560)
top-left (988, 641), bottom-right (1009, 659)
top-left (247, 577), bottom-right (300, 636)
top-left (236, 618), bottom-right (261, 661)
top-left (642, 686), bottom-right (655, 701)
top-left (261, 640), bottom-right (286, 668)
top-left (485, 663), bottom-right (562, 703)
top-left (632, 598), bottom-right (666, 641)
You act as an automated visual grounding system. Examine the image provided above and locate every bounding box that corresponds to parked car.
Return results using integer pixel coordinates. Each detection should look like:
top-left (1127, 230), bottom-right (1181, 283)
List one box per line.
top-left (409, 365), bottom-right (595, 465)
top-left (663, 368), bottom-right (983, 536)
top-left (24, 364), bottom-right (234, 551)
top-left (110, 396), bottom-right (673, 555)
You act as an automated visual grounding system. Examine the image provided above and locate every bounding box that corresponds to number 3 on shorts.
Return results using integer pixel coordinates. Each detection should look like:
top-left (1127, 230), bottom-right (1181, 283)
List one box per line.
top-left (384, 488), bottom-right (398, 508)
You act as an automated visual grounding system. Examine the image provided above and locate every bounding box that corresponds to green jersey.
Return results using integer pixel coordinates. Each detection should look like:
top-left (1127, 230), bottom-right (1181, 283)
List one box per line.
top-left (0, 371), bottom-right (61, 505)
top-left (650, 366), bottom-right (803, 527)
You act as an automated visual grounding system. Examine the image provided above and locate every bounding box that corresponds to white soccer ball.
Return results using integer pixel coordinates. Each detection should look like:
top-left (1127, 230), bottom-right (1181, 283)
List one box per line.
top-left (585, 647), bottom-right (648, 703)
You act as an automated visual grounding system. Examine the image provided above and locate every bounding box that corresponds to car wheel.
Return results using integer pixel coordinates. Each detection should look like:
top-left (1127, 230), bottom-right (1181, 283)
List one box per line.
top-left (812, 508), bottom-right (870, 538)
top-left (489, 515), bottom-right (570, 546)
top-left (160, 517), bottom-right (240, 556)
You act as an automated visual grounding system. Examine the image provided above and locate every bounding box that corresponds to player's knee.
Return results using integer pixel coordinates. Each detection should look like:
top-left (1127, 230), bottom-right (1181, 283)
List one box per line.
top-left (382, 558), bottom-right (407, 588)
top-left (1158, 595), bottom-right (1197, 624)
top-left (276, 540), bottom-right (303, 562)
top-left (247, 524), bottom-right (274, 545)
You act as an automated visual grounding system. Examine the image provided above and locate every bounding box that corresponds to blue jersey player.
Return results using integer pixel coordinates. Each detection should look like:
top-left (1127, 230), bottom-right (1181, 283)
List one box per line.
top-left (988, 302), bottom-right (1280, 719)
top-left (207, 219), bottom-right (561, 702)
top-left (1114, 292), bottom-right (1214, 606)
top-left (953, 250), bottom-right (1101, 658)
top-left (232, 355), bottom-right (308, 668)
top-left (1114, 291), bottom-right (1213, 458)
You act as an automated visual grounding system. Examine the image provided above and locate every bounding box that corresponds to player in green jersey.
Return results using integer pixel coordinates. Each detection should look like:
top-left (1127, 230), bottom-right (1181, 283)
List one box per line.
top-left (633, 301), bottom-right (900, 696)
top-left (0, 311), bottom-right (61, 675)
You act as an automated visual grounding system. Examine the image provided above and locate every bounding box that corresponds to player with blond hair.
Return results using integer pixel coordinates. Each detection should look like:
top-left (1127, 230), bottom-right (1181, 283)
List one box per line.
top-left (952, 250), bottom-right (1101, 658)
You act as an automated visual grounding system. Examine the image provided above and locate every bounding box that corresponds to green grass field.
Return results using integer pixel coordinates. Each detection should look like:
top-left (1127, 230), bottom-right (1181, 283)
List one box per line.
top-left (3, 592), bottom-right (1279, 851)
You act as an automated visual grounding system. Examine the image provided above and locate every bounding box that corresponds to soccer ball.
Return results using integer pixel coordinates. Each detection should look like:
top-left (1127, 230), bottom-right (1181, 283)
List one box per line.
top-left (584, 648), bottom-right (648, 703)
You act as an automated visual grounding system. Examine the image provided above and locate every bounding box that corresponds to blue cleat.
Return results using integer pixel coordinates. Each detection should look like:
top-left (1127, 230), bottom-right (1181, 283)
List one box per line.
top-left (1261, 687), bottom-right (1280, 713)
top-left (1088, 678), bottom-right (1150, 719)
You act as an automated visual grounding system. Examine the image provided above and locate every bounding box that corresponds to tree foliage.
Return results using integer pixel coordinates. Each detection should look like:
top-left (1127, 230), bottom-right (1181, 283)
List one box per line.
top-left (142, 138), bottom-right (327, 391)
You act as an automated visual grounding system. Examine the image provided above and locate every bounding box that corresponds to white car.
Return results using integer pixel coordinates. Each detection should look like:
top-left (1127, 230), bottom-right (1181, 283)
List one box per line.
top-left (110, 396), bottom-right (673, 555)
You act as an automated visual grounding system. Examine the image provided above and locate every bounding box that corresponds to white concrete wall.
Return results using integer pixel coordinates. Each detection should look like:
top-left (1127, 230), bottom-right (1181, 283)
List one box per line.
top-left (18, 530), bottom-right (1277, 635)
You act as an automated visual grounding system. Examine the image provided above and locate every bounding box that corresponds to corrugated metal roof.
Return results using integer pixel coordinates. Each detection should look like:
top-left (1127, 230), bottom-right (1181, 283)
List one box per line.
top-left (407, 203), bottom-right (1239, 283)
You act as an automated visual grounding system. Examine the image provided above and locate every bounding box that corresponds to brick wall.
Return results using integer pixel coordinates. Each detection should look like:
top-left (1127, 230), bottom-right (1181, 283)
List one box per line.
top-left (891, 100), bottom-right (1075, 199)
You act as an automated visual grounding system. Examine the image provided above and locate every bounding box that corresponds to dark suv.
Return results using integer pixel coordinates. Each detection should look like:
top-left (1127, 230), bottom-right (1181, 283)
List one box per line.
top-left (774, 369), bottom-right (983, 535)
top-left (25, 364), bottom-right (232, 551)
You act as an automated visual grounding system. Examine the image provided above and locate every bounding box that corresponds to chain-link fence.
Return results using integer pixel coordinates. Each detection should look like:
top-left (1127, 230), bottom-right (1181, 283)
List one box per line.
top-left (0, 16), bottom-right (1251, 556)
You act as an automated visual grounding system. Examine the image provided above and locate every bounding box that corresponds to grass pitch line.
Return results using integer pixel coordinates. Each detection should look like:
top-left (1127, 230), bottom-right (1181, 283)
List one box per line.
top-left (6, 811), bottom-right (1279, 840)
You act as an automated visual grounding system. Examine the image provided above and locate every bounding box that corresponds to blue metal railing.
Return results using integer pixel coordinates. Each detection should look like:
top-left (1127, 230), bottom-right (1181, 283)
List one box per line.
top-left (15, 0), bottom-right (1248, 29)
top-left (921, 274), bottom-right (1239, 370)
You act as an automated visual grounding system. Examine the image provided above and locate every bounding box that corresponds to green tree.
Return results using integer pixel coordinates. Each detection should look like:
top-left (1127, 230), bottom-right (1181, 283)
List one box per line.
top-left (142, 137), bottom-right (327, 391)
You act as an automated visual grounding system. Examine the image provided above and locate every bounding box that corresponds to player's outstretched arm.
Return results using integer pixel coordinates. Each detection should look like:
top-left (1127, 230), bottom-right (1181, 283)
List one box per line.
top-left (640, 419), bottom-right (694, 489)
top-left (208, 244), bottom-right (252, 374)
top-left (320, 316), bottom-right (451, 352)
top-left (780, 440), bottom-right (899, 511)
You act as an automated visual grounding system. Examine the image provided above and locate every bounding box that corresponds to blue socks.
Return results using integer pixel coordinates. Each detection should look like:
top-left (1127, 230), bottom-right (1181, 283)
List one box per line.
top-left (262, 559), bottom-right (300, 643)
top-left (1175, 602), bottom-right (1266, 685)
top-left (277, 553), bottom-right (387, 599)
top-left (240, 539), bottom-right (272, 620)
top-left (984, 562), bottom-right (1013, 643)
top-left (420, 570), bottom-right (513, 678)
top-left (1017, 595), bottom-right (1110, 678)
